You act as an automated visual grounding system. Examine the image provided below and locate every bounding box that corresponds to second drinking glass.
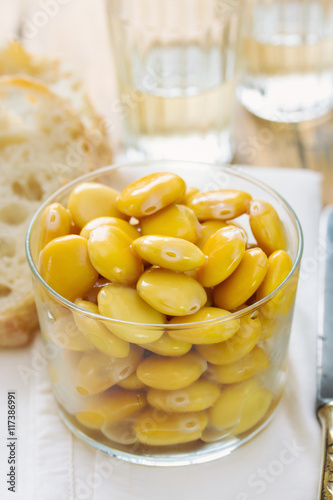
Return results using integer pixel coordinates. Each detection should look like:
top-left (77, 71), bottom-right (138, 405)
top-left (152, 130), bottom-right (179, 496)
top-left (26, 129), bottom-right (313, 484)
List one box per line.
top-left (106, 0), bottom-right (242, 162)
top-left (238, 0), bottom-right (333, 122)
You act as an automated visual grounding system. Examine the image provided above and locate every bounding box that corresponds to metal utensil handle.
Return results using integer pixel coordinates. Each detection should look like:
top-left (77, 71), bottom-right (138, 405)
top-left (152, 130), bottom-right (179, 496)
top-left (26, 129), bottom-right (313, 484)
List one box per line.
top-left (318, 402), bottom-right (333, 499)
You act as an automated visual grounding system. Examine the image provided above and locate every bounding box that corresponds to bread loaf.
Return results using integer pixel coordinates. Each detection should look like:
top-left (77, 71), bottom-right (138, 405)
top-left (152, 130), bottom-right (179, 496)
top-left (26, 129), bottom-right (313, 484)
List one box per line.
top-left (0, 74), bottom-right (111, 347)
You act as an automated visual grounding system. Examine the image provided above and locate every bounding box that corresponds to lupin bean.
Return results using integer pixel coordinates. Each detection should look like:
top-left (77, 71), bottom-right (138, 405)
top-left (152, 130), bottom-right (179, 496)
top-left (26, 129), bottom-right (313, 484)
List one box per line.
top-left (214, 248), bottom-right (268, 310)
top-left (134, 410), bottom-right (208, 445)
top-left (101, 419), bottom-right (138, 445)
top-left (80, 216), bottom-right (140, 241)
top-left (197, 225), bottom-right (246, 287)
top-left (38, 235), bottom-right (98, 301)
top-left (38, 202), bottom-right (72, 250)
top-left (88, 225), bottom-right (143, 286)
top-left (143, 332), bottom-right (192, 357)
top-left (168, 307), bottom-right (240, 344)
top-left (196, 313), bottom-right (261, 364)
top-left (49, 308), bottom-right (93, 352)
top-left (147, 379), bottom-right (220, 413)
top-left (117, 172), bottom-right (186, 217)
top-left (248, 199), bottom-right (286, 255)
top-left (117, 372), bottom-right (147, 390)
top-left (136, 352), bottom-right (207, 390)
top-left (137, 268), bottom-right (207, 316)
top-left (257, 250), bottom-right (293, 300)
top-left (140, 204), bottom-right (201, 243)
top-left (181, 186), bottom-right (200, 204)
top-left (74, 299), bottom-right (130, 358)
top-left (98, 284), bottom-right (165, 344)
top-left (187, 190), bottom-right (252, 221)
top-left (209, 378), bottom-right (273, 434)
top-left (76, 388), bottom-right (146, 430)
top-left (132, 235), bottom-right (206, 272)
top-left (75, 346), bottom-right (143, 395)
top-left (206, 346), bottom-right (269, 384)
top-left (68, 182), bottom-right (126, 228)
top-left (196, 220), bottom-right (229, 249)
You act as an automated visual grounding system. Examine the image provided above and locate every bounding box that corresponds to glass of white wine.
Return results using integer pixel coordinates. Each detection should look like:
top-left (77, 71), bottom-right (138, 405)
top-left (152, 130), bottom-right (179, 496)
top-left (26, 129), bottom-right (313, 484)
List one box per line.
top-left (238, 0), bottom-right (333, 122)
top-left (106, 0), bottom-right (243, 162)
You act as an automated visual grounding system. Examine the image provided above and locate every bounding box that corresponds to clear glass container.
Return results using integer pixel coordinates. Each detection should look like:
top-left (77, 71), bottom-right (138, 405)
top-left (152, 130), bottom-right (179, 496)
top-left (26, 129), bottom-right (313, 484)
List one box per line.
top-left (26, 161), bottom-right (303, 466)
top-left (238, 0), bottom-right (333, 122)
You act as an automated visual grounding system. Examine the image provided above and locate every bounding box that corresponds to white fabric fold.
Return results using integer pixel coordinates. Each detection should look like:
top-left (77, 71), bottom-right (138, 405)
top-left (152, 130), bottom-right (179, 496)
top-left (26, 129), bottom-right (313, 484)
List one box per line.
top-left (30, 371), bottom-right (74, 500)
top-left (0, 167), bottom-right (323, 500)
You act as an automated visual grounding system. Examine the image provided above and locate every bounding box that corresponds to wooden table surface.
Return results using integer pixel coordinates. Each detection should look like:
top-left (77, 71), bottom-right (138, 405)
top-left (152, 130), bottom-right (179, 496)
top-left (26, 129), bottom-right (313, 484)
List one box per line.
top-left (1, 0), bottom-right (332, 203)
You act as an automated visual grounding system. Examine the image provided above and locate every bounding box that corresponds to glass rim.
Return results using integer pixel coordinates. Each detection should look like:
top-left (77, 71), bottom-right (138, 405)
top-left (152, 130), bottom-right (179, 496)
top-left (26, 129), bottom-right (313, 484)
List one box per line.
top-left (25, 160), bottom-right (304, 330)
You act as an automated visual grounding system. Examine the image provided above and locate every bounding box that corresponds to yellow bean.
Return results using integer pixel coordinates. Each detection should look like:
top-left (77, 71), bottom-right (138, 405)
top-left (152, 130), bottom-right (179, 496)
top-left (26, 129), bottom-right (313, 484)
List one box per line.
top-left (82, 277), bottom-right (110, 305)
top-left (38, 235), bottom-right (99, 302)
top-left (196, 220), bottom-right (229, 249)
top-left (62, 348), bottom-right (83, 369)
top-left (101, 419), bottom-right (137, 445)
top-left (74, 299), bottom-right (130, 358)
top-left (259, 274), bottom-right (299, 324)
top-left (257, 250), bottom-right (293, 300)
top-left (88, 225), bottom-right (143, 286)
top-left (147, 379), bottom-right (220, 412)
top-left (132, 235), bottom-right (205, 272)
top-left (76, 411), bottom-right (105, 430)
top-left (76, 387), bottom-right (146, 430)
top-left (197, 226), bottom-right (246, 287)
top-left (257, 250), bottom-right (296, 324)
top-left (209, 378), bottom-right (273, 434)
top-left (50, 351), bottom-right (92, 414)
top-left (140, 204), bottom-right (201, 243)
top-left (206, 346), bottom-right (269, 384)
top-left (144, 332), bottom-right (192, 357)
top-left (214, 248), bottom-right (268, 310)
top-left (75, 346), bottom-right (143, 396)
top-left (137, 268), bottom-right (207, 316)
top-left (187, 190), bottom-right (252, 221)
top-left (68, 182), bottom-right (126, 228)
top-left (38, 202), bottom-right (72, 250)
top-left (80, 216), bottom-right (140, 240)
top-left (181, 186), bottom-right (200, 204)
top-left (68, 210), bottom-right (81, 235)
top-left (259, 314), bottom-right (283, 340)
top-left (168, 307), bottom-right (240, 344)
top-left (133, 410), bottom-right (208, 446)
top-left (98, 284), bottom-right (165, 344)
top-left (118, 372), bottom-right (147, 390)
top-left (248, 199), bottom-right (286, 255)
top-left (201, 425), bottom-right (235, 442)
top-left (136, 352), bottom-right (207, 390)
top-left (196, 313), bottom-right (261, 364)
top-left (117, 172), bottom-right (186, 217)
top-left (49, 308), bottom-right (93, 351)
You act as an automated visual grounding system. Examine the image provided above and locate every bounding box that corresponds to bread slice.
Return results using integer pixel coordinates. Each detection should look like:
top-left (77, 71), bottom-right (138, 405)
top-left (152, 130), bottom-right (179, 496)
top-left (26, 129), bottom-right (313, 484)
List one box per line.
top-left (0, 42), bottom-right (112, 166)
top-left (0, 77), bottom-right (107, 347)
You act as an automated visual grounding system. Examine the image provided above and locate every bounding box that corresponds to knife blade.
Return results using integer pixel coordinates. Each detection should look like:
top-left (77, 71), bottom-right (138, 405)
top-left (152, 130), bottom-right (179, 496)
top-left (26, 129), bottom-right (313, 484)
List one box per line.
top-left (317, 205), bottom-right (333, 500)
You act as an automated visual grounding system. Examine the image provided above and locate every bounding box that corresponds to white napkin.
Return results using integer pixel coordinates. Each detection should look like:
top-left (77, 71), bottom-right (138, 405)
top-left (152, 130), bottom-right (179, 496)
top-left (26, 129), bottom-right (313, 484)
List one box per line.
top-left (0, 167), bottom-right (323, 500)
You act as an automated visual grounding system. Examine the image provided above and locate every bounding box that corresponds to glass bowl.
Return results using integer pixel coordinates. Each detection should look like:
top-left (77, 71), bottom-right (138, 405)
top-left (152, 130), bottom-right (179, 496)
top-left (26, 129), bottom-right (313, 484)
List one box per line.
top-left (26, 161), bottom-right (303, 466)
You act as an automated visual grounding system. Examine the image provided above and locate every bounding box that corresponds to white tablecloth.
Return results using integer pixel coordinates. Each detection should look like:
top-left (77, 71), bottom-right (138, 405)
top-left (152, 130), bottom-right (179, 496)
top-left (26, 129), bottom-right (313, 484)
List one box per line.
top-left (0, 167), bottom-right (323, 500)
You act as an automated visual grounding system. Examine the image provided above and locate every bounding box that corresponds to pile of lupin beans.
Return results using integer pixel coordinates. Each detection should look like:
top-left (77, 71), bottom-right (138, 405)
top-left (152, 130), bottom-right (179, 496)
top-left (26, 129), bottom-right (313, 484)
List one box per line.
top-left (37, 172), bottom-right (295, 448)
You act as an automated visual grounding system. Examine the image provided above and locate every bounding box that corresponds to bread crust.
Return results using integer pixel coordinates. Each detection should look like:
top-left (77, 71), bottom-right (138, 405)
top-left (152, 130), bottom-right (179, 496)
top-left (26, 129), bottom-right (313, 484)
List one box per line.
top-left (0, 295), bottom-right (38, 347)
top-left (0, 42), bottom-right (112, 166)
